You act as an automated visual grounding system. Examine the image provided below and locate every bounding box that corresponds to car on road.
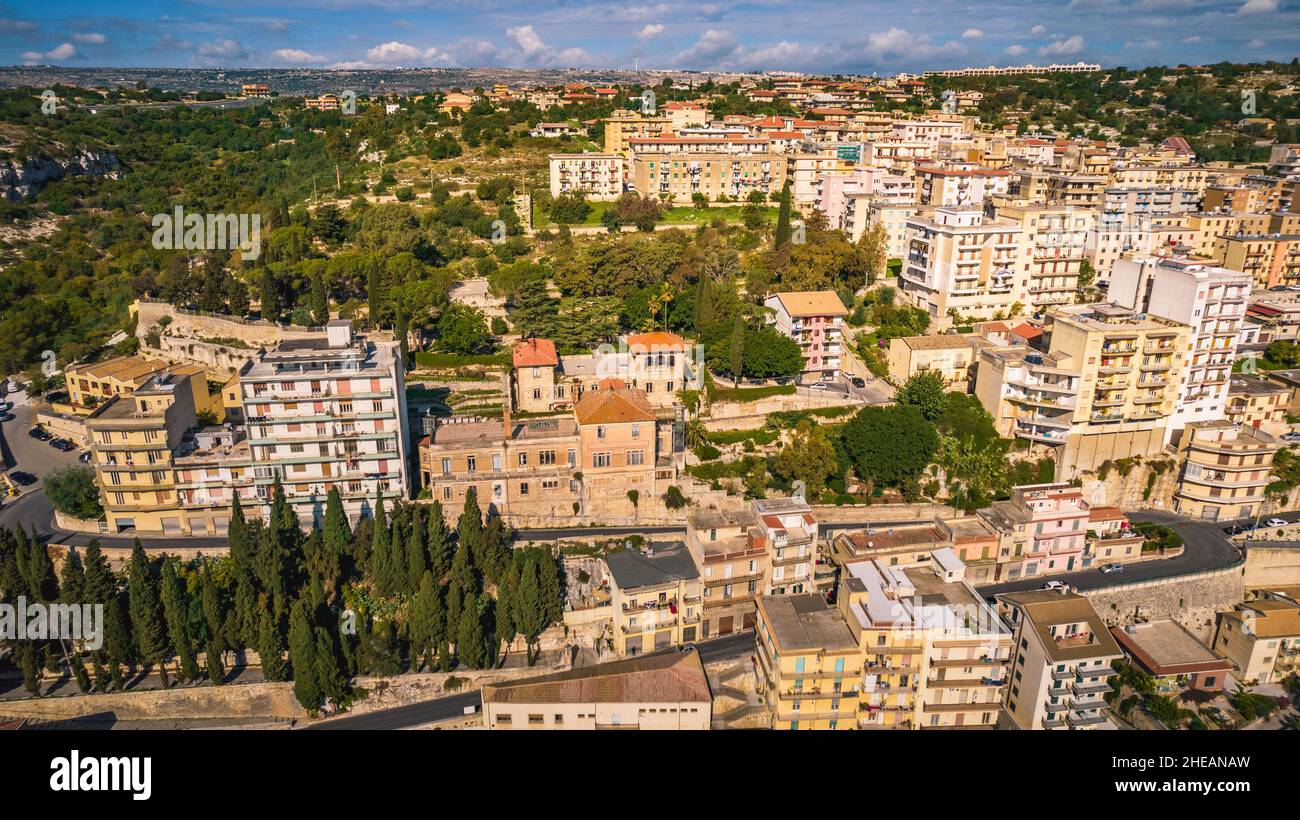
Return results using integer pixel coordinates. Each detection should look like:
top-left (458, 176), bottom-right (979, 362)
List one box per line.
top-left (808, 382), bottom-right (827, 390)
top-left (1099, 563), bottom-right (1125, 574)
top-left (1042, 580), bottom-right (1068, 591)
top-left (1282, 432), bottom-right (1300, 443)
top-left (1265, 518), bottom-right (1289, 528)
top-left (0, 401), bottom-right (12, 412)
top-left (0, 413), bottom-right (13, 423)
top-left (849, 376), bottom-right (866, 388)
top-left (28, 427), bottom-right (51, 441)
top-left (49, 438), bottom-right (75, 452)
top-left (7, 471), bottom-right (37, 487)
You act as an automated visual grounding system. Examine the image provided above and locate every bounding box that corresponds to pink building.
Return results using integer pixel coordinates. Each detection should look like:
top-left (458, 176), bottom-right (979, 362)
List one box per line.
top-left (763, 291), bottom-right (849, 383)
top-left (983, 483), bottom-right (1090, 579)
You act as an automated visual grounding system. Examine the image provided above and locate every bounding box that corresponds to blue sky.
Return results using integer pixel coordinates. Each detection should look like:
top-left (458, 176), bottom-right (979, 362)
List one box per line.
top-left (2, 1), bottom-right (1296, 73)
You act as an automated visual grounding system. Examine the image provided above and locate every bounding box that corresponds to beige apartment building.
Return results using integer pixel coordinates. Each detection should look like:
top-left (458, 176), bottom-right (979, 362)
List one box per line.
top-left (548, 153), bottom-right (624, 200)
top-left (1172, 420), bottom-right (1280, 522)
top-left (996, 590), bottom-right (1122, 730)
top-left (602, 110), bottom-right (673, 155)
top-left (899, 207), bottom-right (1024, 324)
top-left (65, 356), bottom-right (210, 416)
top-left (850, 199), bottom-right (915, 257)
top-left (1220, 234), bottom-right (1300, 290)
top-left (631, 151), bottom-right (788, 204)
top-left (482, 648), bottom-right (712, 730)
top-left (1225, 375), bottom-right (1289, 431)
top-left (840, 549), bottom-right (1012, 729)
top-left (975, 345), bottom-right (1079, 446)
top-left (606, 541), bottom-right (703, 656)
top-left (87, 372), bottom-right (199, 535)
top-left (1214, 597), bottom-right (1300, 684)
top-left (999, 204), bottom-right (1094, 311)
top-left (686, 506), bottom-right (765, 638)
top-left (754, 593), bottom-right (863, 730)
top-left (886, 334), bottom-right (985, 389)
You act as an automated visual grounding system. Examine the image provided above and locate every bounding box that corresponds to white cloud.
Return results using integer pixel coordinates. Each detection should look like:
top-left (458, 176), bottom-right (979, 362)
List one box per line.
top-left (366, 41), bottom-right (425, 63)
top-left (673, 28), bottom-right (740, 66)
top-left (1038, 35), bottom-right (1085, 56)
top-left (962, 28), bottom-right (984, 39)
top-left (638, 23), bottom-right (665, 39)
top-left (1248, 36), bottom-right (1266, 46)
top-left (272, 48), bottom-right (327, 64)
top-left (501, 24), bottom-right (594, 67)
top-left (194, 39), bottom-right (256, 66)
top-left (72, 32), bottom-right (105, 44)
top-left (1005, 44), bottom-right (1028, 56)
top-left (1182, 35), bottom-right (1204, 43)
top-left (1030, 25), bottom-right (1047, 35)
top-left (1237, 0), bottom-right (1279, 14)
top-left (22, 42), bottom-right (77, 63)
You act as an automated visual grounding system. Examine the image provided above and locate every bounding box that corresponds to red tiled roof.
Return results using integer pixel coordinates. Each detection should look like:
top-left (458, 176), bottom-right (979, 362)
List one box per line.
top-left (574, 386), bottom-right (655, 425)
top-left (513, 338), bottom-right (559, 368)
top-left (1011, 322), bottom-right (1043, 340)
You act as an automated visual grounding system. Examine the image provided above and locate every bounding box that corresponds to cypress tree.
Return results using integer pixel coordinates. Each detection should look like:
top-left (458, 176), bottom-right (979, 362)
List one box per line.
top-left (458, 489), bottom-right (485, 568)
top-left (322, 487), bottom-right (352, 582)
top-left (774, 180), bottom-right (793, 249)
top-left (456, 592), bottom-right (487, 669)
top-left (539, 549), bottom-right (563, 626)
top-left (370, 493), bottom-right (392, 595)
top-left (82, 540), bottom-right (114, 604)
top-left (103, 593), bottom-right (134, 687)
top-left (496, 561), bottom-right (518, 661)
top-left (693, 274), bottom-right (715, 334)
top-left (314, 626), bottom-right (348, 706)
top-left (288, 601), bottom-right (322, 711)
top-left (310, 273), bottom-right (329, 325)
top-left (58, 546), bottom-right (85, 604)
top-left (227, 495), bottom-right (253, 577)
top-left (200, 563), bottom-right (225, 654)
top-left (126, 540), bottom-right (168, 686)
top-left (233, 575), bottom-right (259, 650)
top-left (517, 553), bottom-right (547, 664)
top-left (205, 640), bottom-right (226, 684)
top-left (728, 314), bottom-right (745, 381)
top-left (425, 501), bottom-right (453, 579)
top-left (260, 269), bottom-right (280, 324)
top-left (388, 511), bottom-right (407, 595)
top-left (257, 608), bottom-right (289, 682)
top-left (160, 559), bottom-right (200, 683)
top-left (405, 506), bottom-right (428, 594)
top-left (409, 572), bottom-right (439, 670)
top-left (19, 528), bottom-right (57, 602)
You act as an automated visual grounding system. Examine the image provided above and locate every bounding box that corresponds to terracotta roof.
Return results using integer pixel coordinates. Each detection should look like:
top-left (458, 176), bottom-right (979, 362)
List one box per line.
top-left (482, 649), bottom-right (711, 705)
top-left (768, 290), bottom-right (848, 317)
top-left (1088, 506), bottom-right (1125, 522)
top-left (626, 331), bottom-right (688, 350)
top-left (574, 386), bottom-right (655, 425)
top-left (513, 338), bottom-right (559, 368)
top-left (1010, 322), bottom-right (1043, 340)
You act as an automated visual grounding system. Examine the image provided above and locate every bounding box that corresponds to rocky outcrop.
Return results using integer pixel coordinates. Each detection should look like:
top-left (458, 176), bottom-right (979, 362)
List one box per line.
top-left (0, 148), bottom-right (123, 201)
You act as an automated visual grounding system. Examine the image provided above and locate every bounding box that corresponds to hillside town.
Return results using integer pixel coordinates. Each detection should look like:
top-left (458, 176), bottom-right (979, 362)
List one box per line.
top-left (3, 17), bottom-right (1300, 748)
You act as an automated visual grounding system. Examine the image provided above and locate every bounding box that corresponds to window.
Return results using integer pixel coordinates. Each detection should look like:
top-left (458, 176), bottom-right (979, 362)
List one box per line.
top-left (593, 452), bottom-right (611, 468)
top-left (492, 454), bottom-right (502, 472)
top-left (540, 450), bottom-right (556, 466)
top-left (631, 423), bottom-right (641, 437)
top-left (596, 425), bottom-right (606, 439)
top-left (520, 482), bottom-right (529, 495)
top-left (627, 450), bottom-right (645, 466)
top-left (518, 452), bottom-right (528, 467)
top-left (466, 456), bottom-right (477, 473)
top-left (441, 457), bottom-right (451, 475)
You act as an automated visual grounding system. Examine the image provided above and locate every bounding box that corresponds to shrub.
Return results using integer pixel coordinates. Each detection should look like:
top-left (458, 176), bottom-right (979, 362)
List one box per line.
top-left (663, 486), bottom-right (687, 509)
top-left (693, 444), bottom-right (722, 461)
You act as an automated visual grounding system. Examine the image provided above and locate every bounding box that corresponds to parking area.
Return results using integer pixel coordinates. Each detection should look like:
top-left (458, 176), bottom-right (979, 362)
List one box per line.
top-left (0, 386), bottom-right (84, 526)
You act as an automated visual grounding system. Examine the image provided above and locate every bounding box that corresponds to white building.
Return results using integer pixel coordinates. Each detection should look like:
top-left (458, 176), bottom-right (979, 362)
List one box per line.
top-left (549, 153), bottom-right (624, 200)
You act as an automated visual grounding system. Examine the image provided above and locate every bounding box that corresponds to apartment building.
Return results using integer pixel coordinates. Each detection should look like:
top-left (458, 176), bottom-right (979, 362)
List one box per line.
top-left (64, 356), bottom-right (210, 415)
top-left (1269, 143), bottom-right (1300, 181)
top-left (975, 345), bottom-right (1080, 445)
top-left (1040, 303), bottom-right (1192, 476)
top-left (482, 648), bottom-right (712, 730)
top-left (239, 320), bottom-right (409, 526)
top-left (548, 153), bottom-right (624, 200)
top-left (999, 204), bottom-right (1094, 311)
top-left (1172, 420), bottom-right (1280, 522)
top-left (685, 506), bottom-right (764, 638)
top-left (1220, 234), bottom-right (1300, 289)
top-left (840, 549), bottom-right (1012, 729)
top-left (899, 208), bottom-right (1024, 323)
top-left (886, 334), bottom-right (985, 389)
top-left (304, 94), bottom-right (340, 111)
top-left (607, 541), bottom-right (703, 656)
top-left (574, 385), bottom-right (665, 509)
top-left (512, 333), bottom-right (701, 412)
top-left (997, 590), bottom-right (1121, 729)
top-left (752, 497), bottom-right (819, 595)
top-left (631, 151), bottom-right (788, 204)
top-left (1084, 506), bottom-right (1147, 565)
top-left (1225, 374), bottom-right (1289, 431)
top-left (843, 197), bottom-right (915, 257)
top-left (754, 593), bottom-right (863, 730)
top-left (1214, 597), bottom-right (1300, 684)
top-left (602, 111), bottom-right (673, 155)
top-left (87, 372), bottom-right (199, 535)
top-left (1109, 255), bottom-right (1249, 435)
top-left (1111, 620), bottom-right (1233, 692)
top-left (763, 291), bottom-right (848, 382)
top-left (240, 83), bottom-right (270, 98)
top-left (982, 482), bottom-right (1090, 578)
top-left (914, 165), bottom-right (1011, 208)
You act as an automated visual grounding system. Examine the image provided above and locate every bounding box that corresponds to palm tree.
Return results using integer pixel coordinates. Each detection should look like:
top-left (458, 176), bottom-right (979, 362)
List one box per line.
top-left (685, 419), bottom-right (708, 451)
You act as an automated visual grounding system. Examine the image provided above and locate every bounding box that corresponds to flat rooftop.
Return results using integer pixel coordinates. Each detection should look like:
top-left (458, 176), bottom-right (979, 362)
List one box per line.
top-left (481, 647), bottom-right (712, 705)
top-left (1110, 620), bottom-right (1231, 676)
top-left (606, 541), bottom-right (699, 590)
top-left (757, 593), bottom-right (858, 653)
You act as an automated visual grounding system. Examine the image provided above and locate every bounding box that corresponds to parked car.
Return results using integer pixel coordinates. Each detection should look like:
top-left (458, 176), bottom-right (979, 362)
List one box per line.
top-left (0, 401), bottom-right (12, 412)
top-left (849, 376), bottom-right (866, 388)
top-left (7, 471), bottom-right (36, 487)
top-left (49, 438), bottom-right (75, 452)
top-left (0, 413), bottom-right (13, 423)
top-left (1100, 563), bottom-right (1125, 574)
top-left (808, 382), bottom-right (827, 390)
top-left (28, 427), bottom-right (51, 441)
top-left (1042, 580), bottom-right (1068, 591)
top-left (1265, 518), bottom-right (1289, 528)
top-left (1282, 432), bottom-right (1300, 443)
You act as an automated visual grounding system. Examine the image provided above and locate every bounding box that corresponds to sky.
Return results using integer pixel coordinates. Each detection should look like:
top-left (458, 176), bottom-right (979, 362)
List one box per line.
top-left (1, 0), bottom-right (1296, 74)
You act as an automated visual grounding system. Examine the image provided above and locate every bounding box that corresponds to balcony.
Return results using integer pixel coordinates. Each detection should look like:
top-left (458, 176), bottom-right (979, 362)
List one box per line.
top-left (1067, 712), bottom-right (1110, 728)
top-left (1073, 680), bottom-right (1111, 697)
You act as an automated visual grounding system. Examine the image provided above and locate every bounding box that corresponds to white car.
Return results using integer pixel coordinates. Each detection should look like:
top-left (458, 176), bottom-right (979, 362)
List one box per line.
top-left (808, 383), bottom-right (827, 390)
top-left (1042, 580), bottom-right (1068, 591)
top-left (1099, 563), bottom-right (1124, 574)
top-left (1265, 518), bottom-right (1289, 528)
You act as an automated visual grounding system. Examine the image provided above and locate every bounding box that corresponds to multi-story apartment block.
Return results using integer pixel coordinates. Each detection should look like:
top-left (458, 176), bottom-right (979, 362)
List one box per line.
top-left (631, 151), bottom-right (788, 204)
top-left (847, 198), bottom-right (915, 255)
top-left (685, 506), bottom-right (764, 638)
top-left (602, 111), bottom-right (673, 155)
top-left (1214, 597), bottom-right (1300, 684)
top-left (1220, 234), bottom-right (1300, 290)
top-left (981, 483), bottom-right (1090, 578)
top-left (763, 291), bottom-right (848, 382)
top-left (1172, 420), bottom-right (1280, 522)
top-left (914, 164), bottom-right (1011, 208)
top-left (996, 590), bottom-right (1122, 730)
top-left (1109, 255), bottom-right (1249, 435)
top-left (304, 94), bottom-right (341, 110)
top-left (975, 345), bottom-right (1080, 446)
top-left (607, 541), bottom-right (703, 656)
top-left (548, 153), bottom-right (624, 200)
top-left (1040, 303), bottom-right (1192, 476)
top-left (240, 83), bottom-right (270, 98)
top-left (900, 207), bottom-right (1024, 323)
top-left (1000, 204), bottom-right (1094, 311)
top-left (840, 549), bottom-right (1012, 729)
top-left (752, 497), bottom-right (819, 596)
top-left (1268, 143), bottom-right (1300, 181)
top-left (754, 592), bottom-right (863, 730)
top-left (239, 320), bottom-right (409, 526)
top-left (87, 372), bottom-right (199, 535)
top-left (482, 649), bottom-right (712, 730)
top-left (1225, 374), bottom-right (1289, 431)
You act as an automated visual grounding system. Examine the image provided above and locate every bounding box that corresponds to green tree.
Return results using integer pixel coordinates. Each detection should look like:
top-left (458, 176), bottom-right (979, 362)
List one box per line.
top-left (842, 405), bottom-right (939, 489)
top-left (774, 181), bottom-right (793, 249)
top-left (896, 371), bottom-right (947, 422)
top-left (43, 467), bottom-right (103, 519)
top-left (288, 601), bottom-right (322, 711)
top-left (773, 420), bottom-right (839, 498)
top-left (160, 558), bottom-right (200, 683)
top-left (126, 541), bottom-right (168, 686)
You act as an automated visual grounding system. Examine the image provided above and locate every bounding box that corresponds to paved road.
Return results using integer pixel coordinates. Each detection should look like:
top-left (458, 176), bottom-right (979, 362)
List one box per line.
top-left (976, 510), bottom-right (1244, 596)
top-left (302, 631), bottom-right (756, 730)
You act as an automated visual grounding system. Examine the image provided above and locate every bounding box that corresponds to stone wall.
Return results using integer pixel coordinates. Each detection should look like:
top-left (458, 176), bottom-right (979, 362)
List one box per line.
top-left (1242, 544), bottom-right (1300, 590)
top-left (1081, 564), bottom-right (1244, 644)
top-left (133, 300), bottom-right (319, 348)
top-left (0, 680), bottom-right (308, 721)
